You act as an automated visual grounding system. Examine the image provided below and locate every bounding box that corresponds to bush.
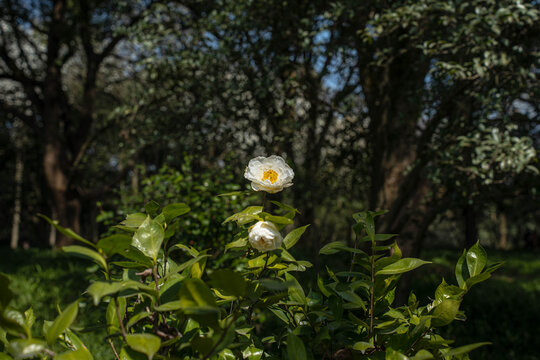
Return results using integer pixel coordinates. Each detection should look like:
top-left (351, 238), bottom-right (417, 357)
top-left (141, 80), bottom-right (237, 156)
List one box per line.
top-left (0, 156), bottom-right (501, 359)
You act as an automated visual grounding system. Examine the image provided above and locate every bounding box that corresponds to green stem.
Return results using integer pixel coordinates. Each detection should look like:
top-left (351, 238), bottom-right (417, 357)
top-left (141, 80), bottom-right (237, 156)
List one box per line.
top-left (108, 338), bottom-right (121, 360)
top-left (105, 260), bottom-right (127, 341)
top-left (283, 304), bottom-right (298, 327)
top-left (114, 296), bottom-right (127, 341)
top-left (202, 309), bottom-right (240, 360)
top-left (406, 330), bottom-right (430, 356)
top-left (347, 232), bottom-right (359, 282)
top-left (262, 192), bottom-right (268, 212)
top-left (257, 251), bottom-right (270, 279)
top-left (369, 240), bottom-right (375, 339)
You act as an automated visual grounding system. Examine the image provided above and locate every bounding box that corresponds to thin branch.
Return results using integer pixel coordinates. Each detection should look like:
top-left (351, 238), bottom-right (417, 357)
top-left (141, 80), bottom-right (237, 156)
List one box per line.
top-left (96, 0), bottom-right (157, 64)
top-left (114, 296), bottom-right (128, 341)
top-left (108, 338), bottom-right (121, 360)
top-left (369, 239), bottom-right (375, 339)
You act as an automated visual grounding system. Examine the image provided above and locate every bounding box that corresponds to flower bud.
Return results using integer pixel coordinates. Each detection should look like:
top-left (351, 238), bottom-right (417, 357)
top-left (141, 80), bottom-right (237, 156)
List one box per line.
top-left (248, 221), bottom-right (283, 252)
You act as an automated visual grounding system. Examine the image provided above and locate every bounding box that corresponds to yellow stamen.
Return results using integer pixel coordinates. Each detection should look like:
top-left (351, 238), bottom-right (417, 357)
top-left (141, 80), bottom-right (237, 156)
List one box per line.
top-left (262, 169), bottom-right (279, 184)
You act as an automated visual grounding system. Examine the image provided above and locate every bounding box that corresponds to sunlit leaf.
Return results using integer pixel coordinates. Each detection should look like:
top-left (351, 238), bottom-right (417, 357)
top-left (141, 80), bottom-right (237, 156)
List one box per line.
top-left (46, 300), bottom-right (79, 345)
top-left (62, 246), bottom-right (107, 270)
top-left (283, 225), bottom-right (310, 250)
top-left (131, 216), bottom-right (164, 262)
top-left (38, 214), bottom-right (96, 249)
top-left (126, 334), bottom-right (161, 360)
top-left (376, 258), bottom-right (431, 276)
top-left (466, 241), bottom-right (487, 277)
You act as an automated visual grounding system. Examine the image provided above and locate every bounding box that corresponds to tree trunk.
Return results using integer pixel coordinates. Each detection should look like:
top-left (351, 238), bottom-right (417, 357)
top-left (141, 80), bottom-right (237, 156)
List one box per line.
top-left (48, 208), bottom-right (57, 247)
top-left (499, 211), bottom-right (508, 250)
top-left (463, 204), bottom-right (478, 248)
top-left (42, 0), bottom-right (80, 247)
top-left (360, 51), bottom-right (432, 257)
top-left (359, 47), bottom-right (438, 305)
top-left (10, 148), bottom-right (24, 249)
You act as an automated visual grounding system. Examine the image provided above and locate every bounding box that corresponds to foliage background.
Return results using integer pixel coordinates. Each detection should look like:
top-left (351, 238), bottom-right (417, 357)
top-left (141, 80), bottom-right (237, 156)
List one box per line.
top-left (0, 0), bottom-right (539, 358)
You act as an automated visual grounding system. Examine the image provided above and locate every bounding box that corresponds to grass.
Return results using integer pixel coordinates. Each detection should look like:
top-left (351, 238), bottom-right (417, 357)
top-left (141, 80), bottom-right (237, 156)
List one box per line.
top-left (1, 247), bottom-right (538, 359)
top-left (0, 247), bottom-right (112, 359)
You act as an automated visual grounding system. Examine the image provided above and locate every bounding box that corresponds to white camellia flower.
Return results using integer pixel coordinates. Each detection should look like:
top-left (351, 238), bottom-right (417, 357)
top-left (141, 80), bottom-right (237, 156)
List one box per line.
top-left (244, 155), bottom-right (294, 193)
top-left (248, 221), bottom-right (283, 252)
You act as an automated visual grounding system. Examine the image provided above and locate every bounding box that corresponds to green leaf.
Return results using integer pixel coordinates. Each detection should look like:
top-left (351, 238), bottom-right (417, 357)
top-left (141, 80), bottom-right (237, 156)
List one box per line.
top-left (258, 279), bottom-right (293, 291)
top-left (435, 279), bottom-right (465, 303)
top-left (164, 254), bottom-right (210, 279)
top-left (269, 307), bottom-right (289, 324)
top-left (55, 348), bottom-right (93, 360)
top-left (411, 349), bottom-right (434, 360)
top-left (62, 246), bottom-right (107, 270)
top-left (121, 246), bottom-right (154, 267)
top-left (287, 333), bottom-right (306, 360)
top-left (0, 353), bottom-right (13, 360)
top-left (484, 261), bottom-right (504, 274)
top-left (106, 297), bottom-right (126, 335)
top-left (376, 258), bottom-right (431, 276)
top-left (23, 308), bottom-right (35, 331)
top-left (337, 290), bottom-right (366, 310)
top-left (360, 234), bottom-right (398, 242)
top-left (46, 300), bottom-right (79, 345)
top-left (0, 273), bottom-right (13, 309)
top-left (386, 349), bottom-right (409, 360)
top-left (191, 257), bottom-right (207, 279)
top-left (353, 212), bottom-right (376, 242)
top-left (38, 214), bottom-right (97, 249)
top-left (120, 346), bottom-right (147, 360)
top-left (7, 339), bottom-right (46, 359)
top-left (0, 308), bottom-right (29, 337)
top-left (87, 280), bottom-right (150, 305)
top-left (144, 201), bottom-right (160, 216)
top-left (317, 276), bottom-right (331, 297)
top-left (352, 341), bottom-right (374, 352)
top-left (121, 213), bottom-right (147, 228)
top-left (443, 342), bottom-right (491, 357)
top-left (162, 203), bottom-right (190, 223)
top-left (63, 328), bottom-right (89, 352)
top-left (209, 269), bottom-right (247, 297)
top-left (285, 273), bottom-right (305, 304)
top-left (178, 278), bottom-right (218, 312)
top-left (319, 241), bottom-right (366, 255)
top-left (269, 201), bottom-right (300, 214)
top-left (432, 299), bottom-right (460, 327)
top-left (242, 345), bottom-right (263, 360)
top-left (283, 225), bottom-right (310, 250)
top-left (97, 234), bottom-right (132, 257)
top-left (222, 206), bottom-right (262, 225)
top-left (465, 272), bottom-right (491, 289)
top-left (169, 244), bottom-right (199, 258)
top-left (259, 213), bottom-right (293, 225)
top-left (126, 311), bottom-right (151, 329)
top-left (466, 242), bottom-right (487, 277)
top-left (131, 216), bottom-right (164, 262)
top-left (154, 301), bottom-right (184, 312)
top-left (217, 191), bottom-right (246, 197)
top-left (455, 249), bottom-right (468, 288)
top-left (225, 237), bottom-right (248, 251)
top-left (126, 334), bottom-right (161, 360)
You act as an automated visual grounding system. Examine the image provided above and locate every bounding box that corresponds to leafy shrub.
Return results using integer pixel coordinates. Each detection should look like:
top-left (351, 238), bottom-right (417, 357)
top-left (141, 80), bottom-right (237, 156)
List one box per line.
top-left (98, 157), bottom-right (256, 250)
top-left (412, 250), bottom-right (540, 360)
top-left (0, 157), bottom-right (501, 359)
